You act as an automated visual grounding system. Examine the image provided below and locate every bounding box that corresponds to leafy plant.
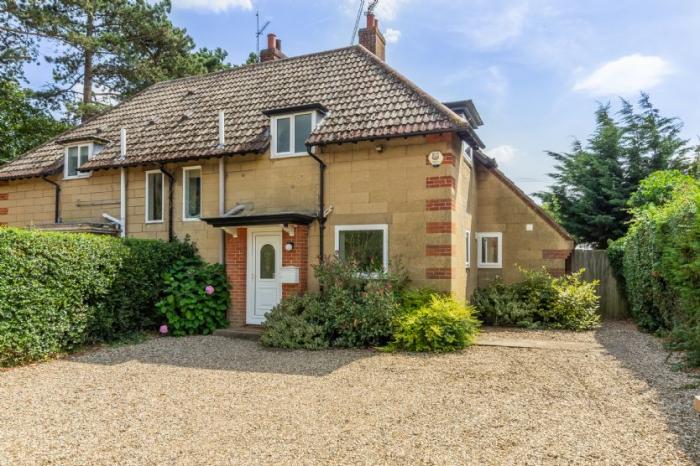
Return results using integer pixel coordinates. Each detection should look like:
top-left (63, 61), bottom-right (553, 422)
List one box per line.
top-left (259, 295), bottom-right (327, 350)
top-left (388, 295), bottom-right (480, 352)
top-left (156, 259), bottom-right (229, 336)
top-left (472, 268), bottom-right (601, 331)
top-left (398, 287), bottom-right (447, 314)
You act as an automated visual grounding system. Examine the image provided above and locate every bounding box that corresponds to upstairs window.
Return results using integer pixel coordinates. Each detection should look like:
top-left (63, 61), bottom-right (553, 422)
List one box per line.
top-left (64, 144), bottom-right (91, 179)
top-left (183, 166), bottom-right (201, 221)
top-left (476, 232), bottom-right (502, 268)
top-left (145, 170), bottom-right (164, 223)
top-left (271, 111), bottom-right (320, 157)
top-left (462, 141), bottom-right (473, 164)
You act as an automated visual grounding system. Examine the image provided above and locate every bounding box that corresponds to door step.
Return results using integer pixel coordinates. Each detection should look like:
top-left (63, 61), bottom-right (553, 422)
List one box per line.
top-left (213, 327), bottom-right (263, 341)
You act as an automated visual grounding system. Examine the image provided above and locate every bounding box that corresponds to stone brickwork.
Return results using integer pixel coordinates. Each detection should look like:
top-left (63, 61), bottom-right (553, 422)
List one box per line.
top-left (282, 225), bottom-right (309, 298)
top-left (225, 229), bottom-right (247, 327)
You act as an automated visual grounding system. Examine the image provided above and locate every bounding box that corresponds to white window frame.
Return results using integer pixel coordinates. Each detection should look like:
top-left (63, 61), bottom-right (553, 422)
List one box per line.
top-left (182, 166), bottom-right (202, 222)
top-left (462, 140), bottom-right (473, 165)
top-left (271, 111), bottom-right (320, 158)
top-left (63, 143), bottom-right (93, 179)
top-left (476, 232), bottom-right (503, 269)
top-left (465, 230), bottom-right (471, 267)
top-left (334, 224), bottom-right (389, 273)
top-left (145, 169), bottom-right (165, 224)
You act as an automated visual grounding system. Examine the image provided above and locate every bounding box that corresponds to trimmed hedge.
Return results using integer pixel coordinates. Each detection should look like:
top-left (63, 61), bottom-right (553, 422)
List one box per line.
top-left (611, 171), bottom-right (700, 365)
top-left (0, 228), bottom-right (197, 366)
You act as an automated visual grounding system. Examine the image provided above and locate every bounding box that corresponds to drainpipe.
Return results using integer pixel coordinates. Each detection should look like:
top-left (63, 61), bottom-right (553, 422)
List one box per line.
top-left (41, 177), bottom-right (61, 224)
top-left (306, 144), bottom-right (326, 262)
top-left (119, 168), bottom-right (127, 237)
top-left (160, 165), bottom-right (175, 242)
top-left (218, 156), bottom-right (226, 263)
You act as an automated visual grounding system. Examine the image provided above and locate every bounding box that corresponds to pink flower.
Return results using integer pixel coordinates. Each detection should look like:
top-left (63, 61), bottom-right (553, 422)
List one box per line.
top-left (205, 285), bottom-right (215, 295)
top-left (159, 324), bottom-right (168, 335)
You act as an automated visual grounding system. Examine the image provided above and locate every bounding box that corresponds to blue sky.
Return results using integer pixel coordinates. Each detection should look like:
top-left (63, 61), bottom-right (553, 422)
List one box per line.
top-left (25, 0), bottom-right (700, 195)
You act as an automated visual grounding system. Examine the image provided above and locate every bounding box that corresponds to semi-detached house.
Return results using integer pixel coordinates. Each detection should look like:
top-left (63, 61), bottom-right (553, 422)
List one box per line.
top-left (0, 14), bottom-right (573, 327)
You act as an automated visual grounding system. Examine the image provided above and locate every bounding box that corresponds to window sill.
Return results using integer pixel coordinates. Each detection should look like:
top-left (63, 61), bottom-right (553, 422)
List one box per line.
top-left (271, 152), bottom-right (308, 159)
top-left (478, 263), bottom-right (502, 269)
top-left (145, 220), bottom-right (164, 225)
top-left (182, 217), bottom-right (201, 223)
top-left (63, 175), bottom-right (90, 181)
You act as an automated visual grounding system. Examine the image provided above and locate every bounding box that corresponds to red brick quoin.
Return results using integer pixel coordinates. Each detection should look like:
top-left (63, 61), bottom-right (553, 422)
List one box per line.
top-left (542, 249), bottom-right (571, 260)
top-left (425, 176), bottom-right (456, 189)
top-left (426, 244), bottom-right (452, 256)
top-left (425, 199), bottom-right (455, 211)
top-left (0, 208), bottom-right (8, 215)
top-left (0, 193), bottom-right (9, 200)
top-left (426, 222), bottom-right (455, 234)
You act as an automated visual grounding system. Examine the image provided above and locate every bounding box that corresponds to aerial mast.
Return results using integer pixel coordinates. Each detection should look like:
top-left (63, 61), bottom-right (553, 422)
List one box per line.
top-left (351, 0), bottom-right (379, 45)
top-left (256, 11), bottom-right (271, 62)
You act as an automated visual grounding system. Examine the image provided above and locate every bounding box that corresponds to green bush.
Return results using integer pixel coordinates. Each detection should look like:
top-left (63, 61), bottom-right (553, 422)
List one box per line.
top-left (259, 295), bottom-right (328, 349)
top-left (261, 257), bottom-right (403, 349)
top-left (0, 228), bottom-right (124, 366)
top-left (615, 170), bottom-right (699, 365)
top-left (398, 287), bottom-right (447, 313)
top-left (389, 295), bottom-right (480, 352)
top-left (91, 238), bottom-right (198, 340)
top-left (156, 258), bottom-right (229, 336)
top-left (0, 228), bottom-right (201, 366)
top-left (472, 268), bottom-right (601, 331)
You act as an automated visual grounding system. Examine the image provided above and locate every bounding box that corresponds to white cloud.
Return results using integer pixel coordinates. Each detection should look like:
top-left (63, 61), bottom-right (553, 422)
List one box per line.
top-left (486, 145), bottom-right (518, 165)
top-left (171, 0), bottom-right (252, 13)
top-left (384, 28), bottom-right (401, 43)
top-left (573, 54), bottom-right (674, 96)
top-left (463, 2), bottom-right (529, 49)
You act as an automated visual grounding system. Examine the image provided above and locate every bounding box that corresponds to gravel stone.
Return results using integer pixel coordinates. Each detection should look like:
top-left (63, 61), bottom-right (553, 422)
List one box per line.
top-left (0, 321), bottom-right (698, 465)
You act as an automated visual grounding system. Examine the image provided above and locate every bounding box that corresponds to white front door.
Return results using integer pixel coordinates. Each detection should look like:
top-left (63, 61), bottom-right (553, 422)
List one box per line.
top-left (247, 231), bottom-right (282, 325)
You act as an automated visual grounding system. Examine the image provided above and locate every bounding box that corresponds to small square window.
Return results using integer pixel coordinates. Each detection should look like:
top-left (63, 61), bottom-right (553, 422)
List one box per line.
top-left (65, 144), bottom-right (91, 179)
top-left (272, 111), bottom-right (320, 157)
top-left (183, 167), bottom-right (202, 221)
top-left (335, 224), bottom-right (388, 273)
top-left (476, 232), bottom-right (502, 268)
top-left (146, 170), bottom-right (164, 223)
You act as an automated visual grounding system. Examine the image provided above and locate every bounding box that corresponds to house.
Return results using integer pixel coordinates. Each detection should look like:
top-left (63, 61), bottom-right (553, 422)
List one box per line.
top-left (0, 14), bottom-right (573, 327)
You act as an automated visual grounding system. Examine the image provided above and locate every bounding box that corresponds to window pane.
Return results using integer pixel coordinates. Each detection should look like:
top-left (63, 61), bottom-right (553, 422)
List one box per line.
top-left (339, 229), bottom-right (384, 272)
top-left (276, 117), bottom-right (290, 153)
top-left (79, 145), bottom-right (90, 166)
top-left (260, 244), bottom-right (275, 279)
top-left (294, 113), bottom-right (312, 154)
top-left (465, 232), bottom-right (470, 265)
top-left (184, 169), bottom-right (201, 218)
top-left (481, 236), bottom-right (499, 264)
top-left (147, 173), bottom-right (163, 221)
top-left (66, 147), bottom-right (79, 177)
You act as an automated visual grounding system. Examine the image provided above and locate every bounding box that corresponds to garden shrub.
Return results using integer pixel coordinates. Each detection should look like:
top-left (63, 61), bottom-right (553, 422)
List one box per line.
top-left (156, 258), bottom-right (229, 336)
top-left (91, 237), bottom-right (198, 340)
top-left (0, 228), bottom-right (204, 367)
top-left (389, 295), bottom-right (480, 352)
top-left (261, 257), bottom-right (403, 349)
top-left (398, 287), bottom-right (447, 314)
top-left (472, 268), bottom-right (601, 331)
top-left (0, 228), bottom-right (124, 366)
top-left (614, 170), bottom-right (699, 365)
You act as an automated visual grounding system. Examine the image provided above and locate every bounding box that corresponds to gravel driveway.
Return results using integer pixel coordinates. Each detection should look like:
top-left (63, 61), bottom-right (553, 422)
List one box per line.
top-left (1, 321), bottom-right (698, 465)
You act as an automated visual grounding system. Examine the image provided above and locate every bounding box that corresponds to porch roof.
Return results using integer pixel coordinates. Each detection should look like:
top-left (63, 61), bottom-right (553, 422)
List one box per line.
top-left (202, 211), bottom-right (317, 228)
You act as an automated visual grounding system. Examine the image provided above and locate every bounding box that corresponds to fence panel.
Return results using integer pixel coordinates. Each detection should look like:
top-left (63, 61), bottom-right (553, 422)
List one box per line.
top-left (572, 249), bottom-right (628, 320)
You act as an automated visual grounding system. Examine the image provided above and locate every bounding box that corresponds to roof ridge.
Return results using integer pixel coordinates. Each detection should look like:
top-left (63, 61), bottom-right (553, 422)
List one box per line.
top-left (150, 45), bottom-right (362, 89)
top-left (353, 45), bottom-right (470, 130)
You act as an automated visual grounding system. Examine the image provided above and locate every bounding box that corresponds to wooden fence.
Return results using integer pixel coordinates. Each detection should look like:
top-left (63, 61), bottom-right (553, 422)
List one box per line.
top-left (571, 249), bottom-right (629, 320)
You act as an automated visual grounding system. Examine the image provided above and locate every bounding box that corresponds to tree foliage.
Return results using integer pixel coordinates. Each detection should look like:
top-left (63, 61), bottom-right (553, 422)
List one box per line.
top-left (538, 94), bottom-right (693, 248)
top-left (0, 80), bottom-right (70, 164)
top-left (4, 0), bottom-right (231, 120)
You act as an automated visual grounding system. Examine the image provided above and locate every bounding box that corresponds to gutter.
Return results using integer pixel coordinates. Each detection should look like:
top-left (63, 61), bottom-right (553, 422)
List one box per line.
top-left (159, 165), bottom-right (175, 242)
top-left (119, 168), bottom-right (127, 237)
top-left (306, 144), bottom-right (327, 263)
top-left (41, 177), bottom-right (61, 224)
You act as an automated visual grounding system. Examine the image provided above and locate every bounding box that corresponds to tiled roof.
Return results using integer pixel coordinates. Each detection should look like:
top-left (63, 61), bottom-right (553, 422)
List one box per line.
top-left (0, 45), bottom-right (474, 180)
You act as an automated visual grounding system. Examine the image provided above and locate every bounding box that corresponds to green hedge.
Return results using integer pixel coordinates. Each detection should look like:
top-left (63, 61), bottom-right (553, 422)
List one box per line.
top-left (0, 228), bottom-right (197, 366)
top-left (613, 171), bottom-right (700, 365)
top-left (471, 268), bottom-right (601, 331)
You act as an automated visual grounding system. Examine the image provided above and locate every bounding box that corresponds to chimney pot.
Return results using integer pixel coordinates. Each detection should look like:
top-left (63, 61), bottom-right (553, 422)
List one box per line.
top-left (261, 32), bottom-right (287, 62)
top-left (275, 38), bottom-right (282, 51)
top-left (367, 13), bottom-right (375, 28)
top-left (267, 33), bottom-right (276, 50)
top-left (359, 13), bottom-right (386, 61)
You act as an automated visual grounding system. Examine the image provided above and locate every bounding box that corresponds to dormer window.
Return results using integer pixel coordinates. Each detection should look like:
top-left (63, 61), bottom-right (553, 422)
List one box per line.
top-left (64, 144), bottom-right (91, 179)
top-left (271, 110), bottom-right (322, 158)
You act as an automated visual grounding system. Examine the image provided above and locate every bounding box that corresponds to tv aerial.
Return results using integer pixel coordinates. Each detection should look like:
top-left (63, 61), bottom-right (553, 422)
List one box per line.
top-left (256, 11), bottom-right (271, 62)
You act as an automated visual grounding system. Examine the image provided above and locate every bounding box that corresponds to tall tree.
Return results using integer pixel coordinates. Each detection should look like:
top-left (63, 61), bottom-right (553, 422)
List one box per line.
top-left (538, 94), bottom-right (691, 247)
top-left (5, 0), bottom-right (229, 121)
top-left (0, 80), bottom-right (70, 164)
top-left (0, 4), bottom-right (35, 81)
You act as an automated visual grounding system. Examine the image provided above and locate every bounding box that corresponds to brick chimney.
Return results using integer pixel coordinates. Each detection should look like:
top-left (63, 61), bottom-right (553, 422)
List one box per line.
top-left (260, 33), bottom-right (287, 62)
top-left (358, 13), bottom-right (386, 61)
